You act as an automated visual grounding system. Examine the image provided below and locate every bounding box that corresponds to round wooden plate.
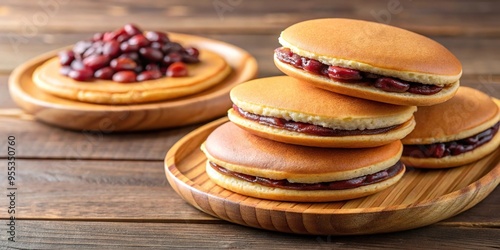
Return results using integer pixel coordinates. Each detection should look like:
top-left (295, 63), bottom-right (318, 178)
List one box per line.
top-left (165, 117), bottom-right (500, 235)
top-left (8, 33), bottom-right (257, 131)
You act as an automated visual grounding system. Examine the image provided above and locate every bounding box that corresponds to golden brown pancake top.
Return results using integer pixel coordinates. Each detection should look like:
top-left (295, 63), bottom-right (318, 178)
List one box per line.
top-left (404, 87), bottom-right (499, 140)
top-left (230, 76), bottom-right (415, 120)
top-left (204, 122), bottom-right (402, 176)
top-left (280, 18), bottom-right (462, 76)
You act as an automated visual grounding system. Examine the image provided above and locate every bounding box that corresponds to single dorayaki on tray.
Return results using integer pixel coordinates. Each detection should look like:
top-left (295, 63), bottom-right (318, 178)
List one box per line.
top-left (274, 18), bottom-right (462, 106)
top-left (228, 76), bottom-right (416, 148)
top-left (401, 87), bottom-right (500, 168)
top-left (201, 122), bottom-right (406, 202)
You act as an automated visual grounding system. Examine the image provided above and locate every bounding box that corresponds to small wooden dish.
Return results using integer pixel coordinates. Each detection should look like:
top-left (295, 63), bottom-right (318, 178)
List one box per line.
top-left (8, 34), bottom-right (257, 131)
top-left (165, 117), bottom-right (500, 235)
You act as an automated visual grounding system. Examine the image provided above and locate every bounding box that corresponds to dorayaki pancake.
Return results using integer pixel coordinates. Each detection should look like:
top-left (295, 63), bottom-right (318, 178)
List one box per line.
top-left (401, 87), bottom-right (500, 168)
top-left (33, 49), bottom-right (231, 104)
top-left (228, 76), bottom-right (416, 148)
top-left (201, 122), bottom-right (405, 202)
top-left (275, 18), bottom-right (462, 106)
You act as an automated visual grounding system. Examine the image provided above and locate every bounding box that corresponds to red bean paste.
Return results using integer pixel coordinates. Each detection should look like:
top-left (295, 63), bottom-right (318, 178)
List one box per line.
top-left (210, 161), bottom-right (404, 190)
top-left (275, 47), bottom-right (444, 95)
top-left (233, 105), bottom-right (399, 136)
top-left (403, 122), bottom-right (499, 158)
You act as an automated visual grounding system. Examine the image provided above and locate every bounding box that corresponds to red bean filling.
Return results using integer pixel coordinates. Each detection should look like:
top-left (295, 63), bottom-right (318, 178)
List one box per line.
top-left (233, 105), bottom-right (399, 136)
top-left (58, 24), bottom-right (200, 82)
top-left (403, 122), bottom-right (499, 158)
top-left (210, 161), bottom-right (404, 190)
top-left (275, 47), bottom-right (443, 95)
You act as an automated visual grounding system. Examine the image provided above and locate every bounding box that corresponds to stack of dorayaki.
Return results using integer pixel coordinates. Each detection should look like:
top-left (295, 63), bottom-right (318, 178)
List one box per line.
top-left (201, 18), bottom-right (500, 202)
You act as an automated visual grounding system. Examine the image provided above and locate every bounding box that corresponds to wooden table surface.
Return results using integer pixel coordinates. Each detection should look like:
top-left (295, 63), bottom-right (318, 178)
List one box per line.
top-left (1, 1), bottom-right (499, 249)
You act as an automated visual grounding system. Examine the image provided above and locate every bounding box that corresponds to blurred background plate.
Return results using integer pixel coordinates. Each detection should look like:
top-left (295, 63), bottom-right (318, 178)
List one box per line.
top-left (8, 33), bottom-right (257, 131)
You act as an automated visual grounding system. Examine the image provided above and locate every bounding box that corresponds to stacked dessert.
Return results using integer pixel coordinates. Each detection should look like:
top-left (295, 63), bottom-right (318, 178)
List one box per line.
top-left (202, 76), bottom-right (414, 202)
top-left (273, 18), bottom-right (499, 169)
top-left (201, 18), bottom-right (499, 202)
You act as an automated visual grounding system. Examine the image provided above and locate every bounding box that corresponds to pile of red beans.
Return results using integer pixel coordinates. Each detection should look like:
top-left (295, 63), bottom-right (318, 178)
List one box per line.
top-left (58, 24), bottom-right (200, 83)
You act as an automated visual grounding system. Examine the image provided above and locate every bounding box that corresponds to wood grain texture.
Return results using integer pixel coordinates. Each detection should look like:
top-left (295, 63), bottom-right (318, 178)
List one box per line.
top-left (0, 118), bottom-right (199, 160)
top-left (0, 221), bottom-right (499, 249)
top-left (0, 76), bottom-right (17, 108)
top-left (0, 159), bottom-right (215, 221)
top-left (165, 118), bottom-right (500, 235)
top-left (1, 0), bottom-right (499, 36)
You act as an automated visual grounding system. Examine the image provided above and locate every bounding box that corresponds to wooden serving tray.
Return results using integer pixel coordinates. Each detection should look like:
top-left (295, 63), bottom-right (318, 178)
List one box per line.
top-left (165, 117), bottom-right (500, 235)
top-left (8, 33), bottom-right (257, 131)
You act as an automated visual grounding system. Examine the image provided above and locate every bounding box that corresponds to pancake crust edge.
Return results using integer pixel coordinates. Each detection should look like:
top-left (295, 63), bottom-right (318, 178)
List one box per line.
top-left (402, 87), bottom-right (500, 144)
top-left (33, 49), bottom-right (231, 104)
top-left (201, 122), bottom-right (403, 183)
top-left (279, 18), bottom-right (462, 85)
top-left (206, 161), bottom-right (405, 202)
top-left (274, 57), bottom-right (459, 106)
top-left (401, 131), bottom-right (500, 168)
top-left (230, 76), bottom-right (417, 130)
top-left (228, 108), bottom-right (416, 148)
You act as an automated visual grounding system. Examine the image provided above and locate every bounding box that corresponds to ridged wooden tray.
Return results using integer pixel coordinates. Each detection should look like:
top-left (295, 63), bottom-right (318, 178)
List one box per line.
top-left (165, 117), bottom-right (500, 235)
top-left (8, 33), bottom-right (257, 131)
